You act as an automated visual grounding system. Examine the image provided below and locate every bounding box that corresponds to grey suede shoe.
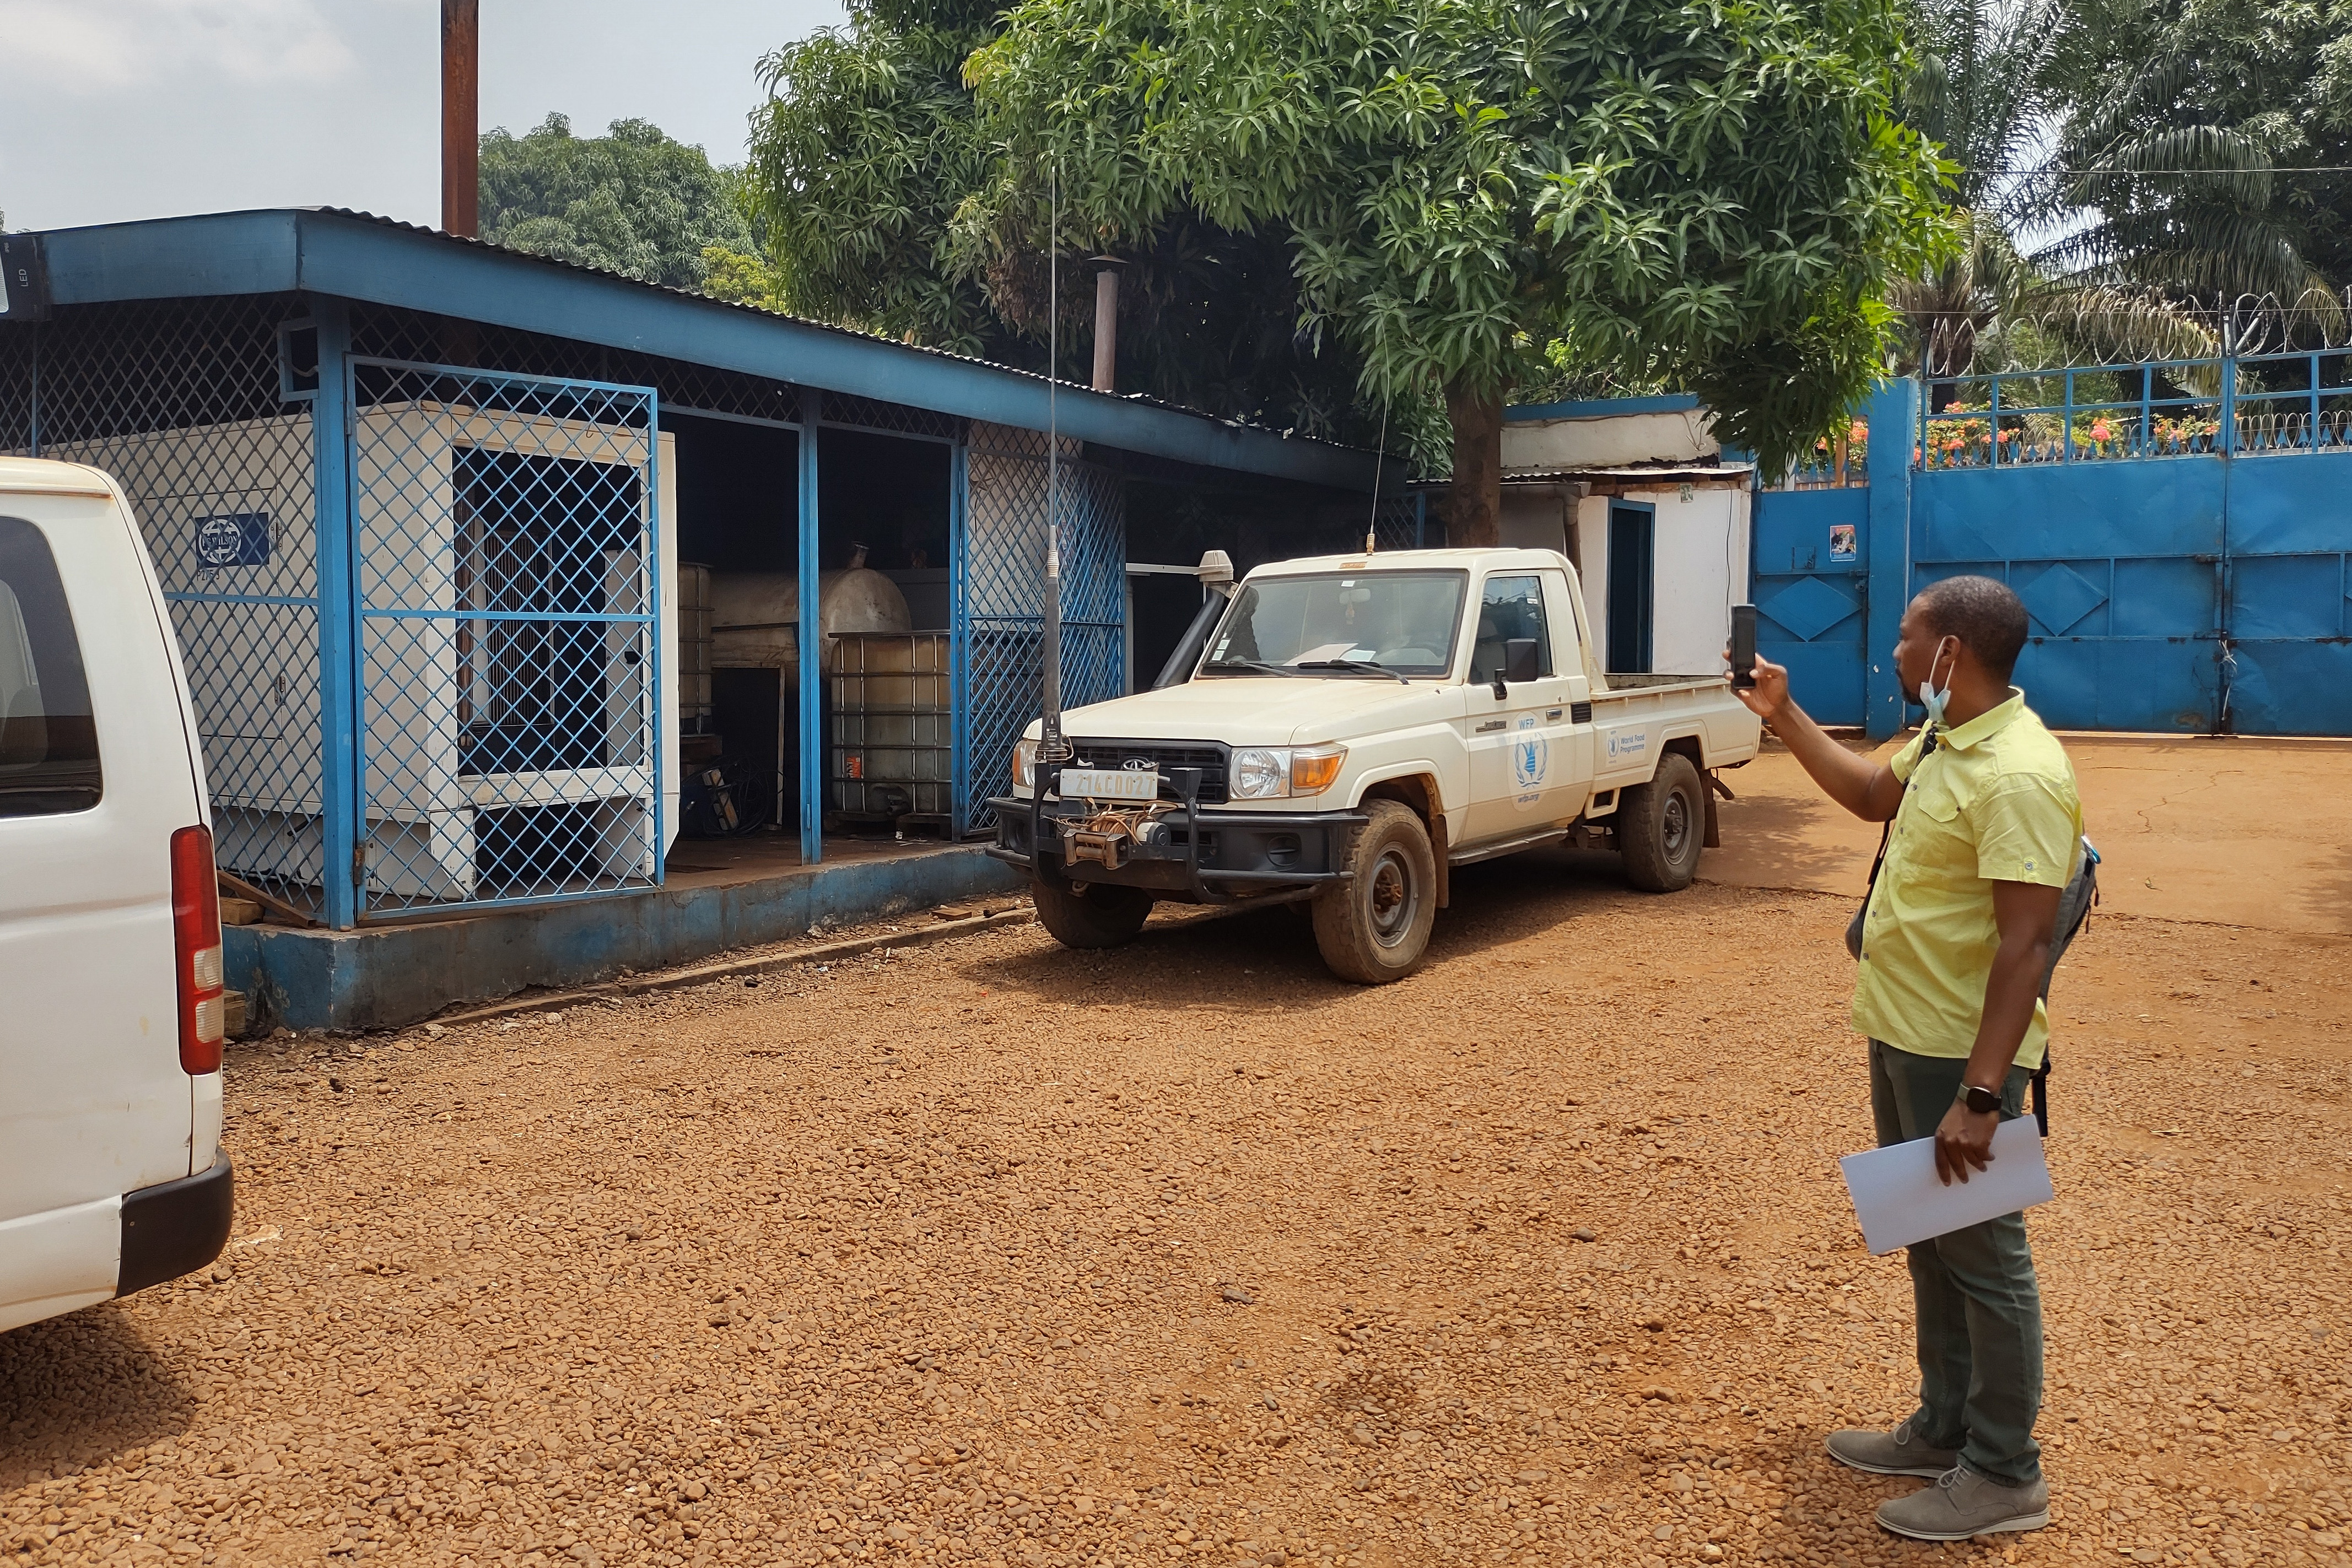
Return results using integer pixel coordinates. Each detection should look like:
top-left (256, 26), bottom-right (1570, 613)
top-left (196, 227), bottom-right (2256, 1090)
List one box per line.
top-left (1824, 1416), bottom-right (1961, 1478)
top-left (1876, 1466), bottom-right (2051, 1541)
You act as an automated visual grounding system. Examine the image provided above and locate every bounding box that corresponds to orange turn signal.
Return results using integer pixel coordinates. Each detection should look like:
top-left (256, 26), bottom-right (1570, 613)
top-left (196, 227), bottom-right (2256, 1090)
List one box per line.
top-left (1290, 746), bottom-right (1346, 794)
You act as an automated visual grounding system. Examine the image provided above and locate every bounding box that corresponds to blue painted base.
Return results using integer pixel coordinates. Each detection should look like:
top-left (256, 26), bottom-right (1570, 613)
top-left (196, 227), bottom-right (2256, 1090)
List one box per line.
top-left (223, 846), bottom-right (1027, 1033)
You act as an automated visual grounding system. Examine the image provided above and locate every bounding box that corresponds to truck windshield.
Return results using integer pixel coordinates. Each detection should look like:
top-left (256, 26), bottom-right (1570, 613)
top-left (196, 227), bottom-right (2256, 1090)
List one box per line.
top-left (1201, 570), bottom-right (1467, 679)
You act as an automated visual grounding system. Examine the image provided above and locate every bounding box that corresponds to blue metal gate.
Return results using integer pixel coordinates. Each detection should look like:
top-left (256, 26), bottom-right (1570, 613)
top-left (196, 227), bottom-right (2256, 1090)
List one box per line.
top-left (954, 423), bottom-right (1126, 831)
top-left (346, 359), bottom-right (665, 912)
top-left (1917, 347), bottom-right (2352, 734)
top-left (1751, 482), bottom-right (1870, 727)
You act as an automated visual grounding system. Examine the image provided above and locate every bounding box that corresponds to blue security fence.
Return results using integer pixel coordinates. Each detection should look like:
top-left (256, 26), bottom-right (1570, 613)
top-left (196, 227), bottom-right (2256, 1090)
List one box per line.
top-left (7, 295), bottom-right (337, 902)
top-left (1755, 349), bottom-right (2352, 737)
top-left (347, 359), bottom-right (665, 915)
top-left (956, 423), bottom-right (1128, 832)
top-left (1, 296), bottom-right (1150, 926)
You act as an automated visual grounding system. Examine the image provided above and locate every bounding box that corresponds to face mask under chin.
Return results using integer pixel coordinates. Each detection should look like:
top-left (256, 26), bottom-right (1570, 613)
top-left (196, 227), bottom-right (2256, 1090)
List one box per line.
top-left (1911, 635), bottom-right (1957, 728)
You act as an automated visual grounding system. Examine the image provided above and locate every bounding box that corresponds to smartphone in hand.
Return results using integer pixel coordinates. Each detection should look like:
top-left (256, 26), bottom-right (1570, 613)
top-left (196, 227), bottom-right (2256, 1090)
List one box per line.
top-left (1730, 603), bottom-right (1757, 689)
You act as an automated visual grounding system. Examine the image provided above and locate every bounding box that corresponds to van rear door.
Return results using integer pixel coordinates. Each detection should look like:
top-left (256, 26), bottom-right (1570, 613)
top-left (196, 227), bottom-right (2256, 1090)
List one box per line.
top-left (0, 480), bottom-right (208, 1240)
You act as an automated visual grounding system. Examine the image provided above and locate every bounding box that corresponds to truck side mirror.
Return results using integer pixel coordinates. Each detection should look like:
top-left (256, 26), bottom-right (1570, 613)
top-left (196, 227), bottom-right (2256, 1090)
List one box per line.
top-left (1504, 637), bottom-right (1541, 685)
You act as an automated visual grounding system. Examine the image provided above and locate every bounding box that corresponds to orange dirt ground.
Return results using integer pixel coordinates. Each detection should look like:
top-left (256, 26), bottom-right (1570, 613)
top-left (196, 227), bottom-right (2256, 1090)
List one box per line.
top-left (3, 738), bottom-right (2348, 1568)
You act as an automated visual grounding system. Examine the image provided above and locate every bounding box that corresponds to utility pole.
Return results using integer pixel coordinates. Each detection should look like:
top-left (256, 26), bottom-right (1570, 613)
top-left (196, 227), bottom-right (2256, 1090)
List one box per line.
top-left (441, 0), bottom-right (480, 237)
top-left (1089, 257), bottom-right (1124, 394)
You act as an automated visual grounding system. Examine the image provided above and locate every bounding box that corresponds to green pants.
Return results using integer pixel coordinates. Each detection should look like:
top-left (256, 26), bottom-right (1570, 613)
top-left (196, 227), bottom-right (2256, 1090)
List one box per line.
top-left (1868, 1040), bottom-right (2044, 1485)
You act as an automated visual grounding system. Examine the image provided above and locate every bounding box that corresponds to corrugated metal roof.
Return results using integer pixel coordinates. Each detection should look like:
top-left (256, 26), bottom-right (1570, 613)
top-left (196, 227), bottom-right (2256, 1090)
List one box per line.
top-left (301, 207), bottom-right (1371, 448)
top-left (1410, 461), bottom-right (1755, 487)
top-left (26, 206), bottom-right (1392, 489)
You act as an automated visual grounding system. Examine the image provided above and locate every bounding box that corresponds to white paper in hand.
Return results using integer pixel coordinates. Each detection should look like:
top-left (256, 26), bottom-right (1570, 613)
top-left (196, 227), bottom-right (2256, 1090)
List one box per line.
top-left (1839, 1117), bottom-right (2054, 1256)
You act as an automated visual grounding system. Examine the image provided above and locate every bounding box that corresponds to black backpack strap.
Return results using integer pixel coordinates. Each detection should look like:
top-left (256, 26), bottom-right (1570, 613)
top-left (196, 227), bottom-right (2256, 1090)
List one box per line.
top-left (2028, 838), bottom-right (2099, 1139)
top-left (1848, 728), bottom-right (1936, 960)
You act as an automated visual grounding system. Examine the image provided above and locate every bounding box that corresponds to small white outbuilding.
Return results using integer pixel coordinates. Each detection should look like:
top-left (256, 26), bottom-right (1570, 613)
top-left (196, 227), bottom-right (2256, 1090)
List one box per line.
top-left (1491, 394), bottom-right (1753, 677)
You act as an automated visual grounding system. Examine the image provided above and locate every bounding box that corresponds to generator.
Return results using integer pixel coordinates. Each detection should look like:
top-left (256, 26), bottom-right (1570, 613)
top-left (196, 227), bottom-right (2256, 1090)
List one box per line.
top-left (51, 396), bottom-right (680, 909)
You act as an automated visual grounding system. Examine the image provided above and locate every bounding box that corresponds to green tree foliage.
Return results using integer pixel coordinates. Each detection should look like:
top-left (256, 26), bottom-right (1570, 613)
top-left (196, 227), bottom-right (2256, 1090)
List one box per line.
top-left (1895, 0), bottom-right (2352, 377)
top-left (479, 114), bottom-right (756, 293)
top-left (1889, 1), bottom-right (2217, 378)
top-left (747, 1), bottom-right (1387, 452)
top-left (2039, 0), bottom-right (2352, 306)
top-left (749, 3), bottom-right (1000, 349)
top-left (964, 0), bottom-right (1952, 540)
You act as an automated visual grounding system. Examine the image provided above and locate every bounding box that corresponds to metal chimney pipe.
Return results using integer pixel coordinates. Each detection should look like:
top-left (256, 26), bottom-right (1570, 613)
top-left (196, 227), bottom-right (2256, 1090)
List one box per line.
top-left (1089, 257), bottom-right (1124, 393)
top-left (441, 0), bottom-right (480, 237)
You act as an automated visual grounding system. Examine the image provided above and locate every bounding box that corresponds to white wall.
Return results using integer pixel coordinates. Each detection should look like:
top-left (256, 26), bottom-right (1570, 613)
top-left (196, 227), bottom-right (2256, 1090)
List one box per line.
top-left (1502, 408), bottom-right (1718, 473)
top-left (1569, 482), bottom-right (1751, 676)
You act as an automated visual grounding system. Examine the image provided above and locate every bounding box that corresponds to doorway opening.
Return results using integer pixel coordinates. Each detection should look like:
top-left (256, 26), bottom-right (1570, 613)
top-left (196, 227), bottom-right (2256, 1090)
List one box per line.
top-left (1606, 501), bottom-right (1655, 674)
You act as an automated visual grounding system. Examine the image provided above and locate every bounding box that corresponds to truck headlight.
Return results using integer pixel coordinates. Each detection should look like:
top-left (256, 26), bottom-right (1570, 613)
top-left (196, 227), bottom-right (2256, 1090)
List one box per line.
top-left (1011, 737), bottom-right (1038, 791)
top-left (1290, 744), bottom-right (1347, 795)
top-left (1230, 747), bottom-right (1290, 799)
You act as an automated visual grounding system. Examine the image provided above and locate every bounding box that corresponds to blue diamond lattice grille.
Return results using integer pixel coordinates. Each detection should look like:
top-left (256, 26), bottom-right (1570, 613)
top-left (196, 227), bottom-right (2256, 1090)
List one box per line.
top-left (957, 424), bottom-right (1126, 831)
top-left (2, 296), bottom-right (329, 907)
top-left (348, 359), bottom-right (665, 912)
top-left (1374, 493), bottom-right (1427, 551)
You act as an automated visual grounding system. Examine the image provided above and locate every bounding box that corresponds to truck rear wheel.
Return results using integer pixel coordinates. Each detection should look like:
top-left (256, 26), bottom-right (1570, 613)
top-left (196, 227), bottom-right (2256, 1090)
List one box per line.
top-left (1312, 801), bottom-right (1438, 983)
top-left (1032, 873), bottom-right (1153, 949)
top-left (1620, 751), bottom-right (1706, 892)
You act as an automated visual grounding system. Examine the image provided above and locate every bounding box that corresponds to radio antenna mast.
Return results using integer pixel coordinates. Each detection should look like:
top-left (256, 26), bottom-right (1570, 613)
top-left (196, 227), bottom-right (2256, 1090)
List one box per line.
top-left (1040, 164), bottom-right (1069, 763)
top-left (1363, 402), bottom-right (1391, 554)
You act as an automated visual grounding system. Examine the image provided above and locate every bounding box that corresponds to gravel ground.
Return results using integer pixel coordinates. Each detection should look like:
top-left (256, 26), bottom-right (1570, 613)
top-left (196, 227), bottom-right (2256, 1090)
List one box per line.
top-left (4, 854), bottom-right (2349, 1568)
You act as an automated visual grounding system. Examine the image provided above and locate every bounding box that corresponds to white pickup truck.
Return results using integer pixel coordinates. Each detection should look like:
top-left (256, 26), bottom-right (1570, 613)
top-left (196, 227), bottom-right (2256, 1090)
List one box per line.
top-left (989, 547), bottom-right (1762, 981)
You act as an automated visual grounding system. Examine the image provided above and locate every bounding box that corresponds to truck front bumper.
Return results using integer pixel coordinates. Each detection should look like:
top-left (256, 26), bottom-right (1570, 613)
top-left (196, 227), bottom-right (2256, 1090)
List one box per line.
top-left (986, 795), bottom-right (1366, 904)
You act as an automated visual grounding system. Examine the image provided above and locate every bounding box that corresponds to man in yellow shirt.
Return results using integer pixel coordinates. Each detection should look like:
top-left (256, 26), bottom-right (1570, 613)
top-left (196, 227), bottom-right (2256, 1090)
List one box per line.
top-left (1736, 575), bottom-right (2080, 1542)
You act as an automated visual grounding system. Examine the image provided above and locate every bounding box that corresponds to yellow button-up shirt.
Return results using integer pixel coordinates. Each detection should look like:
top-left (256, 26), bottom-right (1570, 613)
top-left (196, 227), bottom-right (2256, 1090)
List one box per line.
top-left (1850, 690), bottom-right (2083, 1070)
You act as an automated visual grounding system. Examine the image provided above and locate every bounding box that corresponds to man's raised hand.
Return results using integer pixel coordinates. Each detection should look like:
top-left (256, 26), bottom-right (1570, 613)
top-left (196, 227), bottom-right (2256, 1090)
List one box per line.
top-left (1730, 652), bottom-right (1790, 722)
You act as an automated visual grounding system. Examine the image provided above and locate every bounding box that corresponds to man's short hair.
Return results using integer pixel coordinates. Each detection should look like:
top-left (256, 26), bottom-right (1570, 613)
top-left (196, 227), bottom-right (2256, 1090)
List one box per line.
top-left (1917, 575), bottom-right (2029, 681)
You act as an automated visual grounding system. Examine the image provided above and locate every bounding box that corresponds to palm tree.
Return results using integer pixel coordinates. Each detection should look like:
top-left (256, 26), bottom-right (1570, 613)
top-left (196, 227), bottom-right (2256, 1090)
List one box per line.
top-left (1891, 0), bottom-right (2334, 380)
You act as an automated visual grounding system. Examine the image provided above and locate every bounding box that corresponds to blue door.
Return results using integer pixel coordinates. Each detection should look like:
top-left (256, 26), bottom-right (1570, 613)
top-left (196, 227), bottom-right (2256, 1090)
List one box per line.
top-left (1605, 501), bottom-right (1654, 673)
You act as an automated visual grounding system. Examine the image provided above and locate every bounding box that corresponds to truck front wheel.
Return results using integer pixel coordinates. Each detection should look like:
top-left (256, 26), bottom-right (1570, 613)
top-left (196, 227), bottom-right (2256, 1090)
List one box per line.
top-left (1619, 751), bottom-right (1706, 892)
top-left (1032, 873), bottom-right (1153, 949)
top-left (1312, 801), bottom-right (1438, 983)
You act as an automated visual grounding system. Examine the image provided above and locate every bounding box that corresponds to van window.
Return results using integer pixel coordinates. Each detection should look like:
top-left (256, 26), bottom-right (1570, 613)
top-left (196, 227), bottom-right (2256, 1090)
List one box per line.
top-left (0, 517), bottom-right (103, 817)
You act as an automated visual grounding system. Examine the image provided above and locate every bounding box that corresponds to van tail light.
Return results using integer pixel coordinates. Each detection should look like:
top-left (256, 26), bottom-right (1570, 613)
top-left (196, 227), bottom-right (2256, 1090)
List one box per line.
top-left (171, 825), bottom-right (225, 1075)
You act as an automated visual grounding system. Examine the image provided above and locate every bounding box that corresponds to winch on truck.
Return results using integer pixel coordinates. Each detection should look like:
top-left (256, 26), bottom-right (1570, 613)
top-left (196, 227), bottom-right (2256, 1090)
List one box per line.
top-left (988, 547), bottom-right (1763, 982)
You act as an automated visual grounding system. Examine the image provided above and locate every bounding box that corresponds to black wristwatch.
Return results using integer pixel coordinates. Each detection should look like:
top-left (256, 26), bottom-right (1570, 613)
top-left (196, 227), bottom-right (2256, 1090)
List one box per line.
top-left (1959, 1083), bottom-right (2002, 1116)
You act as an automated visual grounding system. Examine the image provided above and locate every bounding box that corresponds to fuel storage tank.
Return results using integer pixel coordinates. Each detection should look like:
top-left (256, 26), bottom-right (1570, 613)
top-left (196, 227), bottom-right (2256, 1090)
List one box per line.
top-left (708, 569), bottom-right (913, 674)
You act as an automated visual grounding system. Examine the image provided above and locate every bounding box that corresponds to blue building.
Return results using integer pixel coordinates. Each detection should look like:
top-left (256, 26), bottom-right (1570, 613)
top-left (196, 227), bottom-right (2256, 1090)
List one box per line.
top-left (0, 208), bottom-right (1406, 1026)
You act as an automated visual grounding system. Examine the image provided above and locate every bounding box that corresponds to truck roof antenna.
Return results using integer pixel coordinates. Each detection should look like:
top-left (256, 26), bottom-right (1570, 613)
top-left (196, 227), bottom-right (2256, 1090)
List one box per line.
top-left (1363, 402), bottom-right (1390, 554)
top-left (1040, 162), bottom-right (1070, 763)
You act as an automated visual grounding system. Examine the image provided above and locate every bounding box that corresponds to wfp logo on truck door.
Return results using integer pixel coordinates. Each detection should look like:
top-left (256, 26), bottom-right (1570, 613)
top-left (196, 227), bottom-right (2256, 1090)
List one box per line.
top-left (1512, 714), bottom-right (1549, 802)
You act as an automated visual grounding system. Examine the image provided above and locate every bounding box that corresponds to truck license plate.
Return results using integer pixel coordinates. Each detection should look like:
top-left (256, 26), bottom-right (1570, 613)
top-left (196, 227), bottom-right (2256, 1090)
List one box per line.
top-left (1058, 766), bottom-right (1158, 802)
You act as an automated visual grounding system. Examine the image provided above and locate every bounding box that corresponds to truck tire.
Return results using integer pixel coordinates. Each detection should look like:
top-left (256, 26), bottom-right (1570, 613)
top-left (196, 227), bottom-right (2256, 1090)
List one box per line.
top-left (1312, 801), bottom-right (1438, 983)
top-left (1032, 873), bottom-right (1153, 949)
top-left (1620, 751), bottom-right (1706, 892)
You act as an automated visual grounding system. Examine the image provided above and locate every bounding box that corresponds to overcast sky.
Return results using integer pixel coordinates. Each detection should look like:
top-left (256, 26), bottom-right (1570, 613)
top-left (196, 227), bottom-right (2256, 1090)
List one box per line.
top-left (0, 0), bottom-right (847, 233)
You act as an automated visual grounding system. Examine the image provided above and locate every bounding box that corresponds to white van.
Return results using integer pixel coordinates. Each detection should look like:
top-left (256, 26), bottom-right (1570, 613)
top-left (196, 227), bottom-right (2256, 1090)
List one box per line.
top-left (1, 456), bottom-right (232, 1334)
